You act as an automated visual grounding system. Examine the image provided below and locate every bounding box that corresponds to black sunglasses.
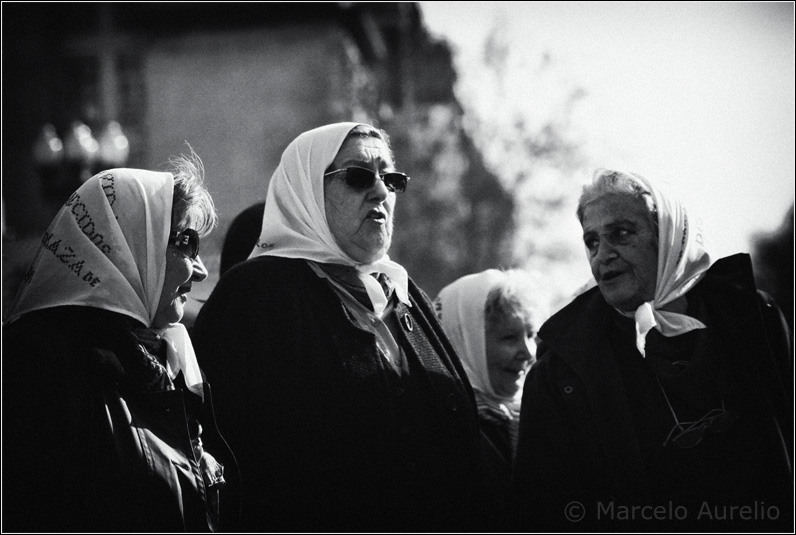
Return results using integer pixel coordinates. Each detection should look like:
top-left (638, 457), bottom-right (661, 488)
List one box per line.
top-left (324, 166), bottom-right (410, 193)
top-left (169, 228), bottom-right (200, 260)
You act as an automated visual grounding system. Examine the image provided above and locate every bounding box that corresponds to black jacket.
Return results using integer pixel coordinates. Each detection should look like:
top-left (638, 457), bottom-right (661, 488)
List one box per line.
top-left (2, 306), bottom-right (236, 532)
top-left (512, 254), bottom-right (793, 531)
top-left (191, 256), bottom-right (489, 532)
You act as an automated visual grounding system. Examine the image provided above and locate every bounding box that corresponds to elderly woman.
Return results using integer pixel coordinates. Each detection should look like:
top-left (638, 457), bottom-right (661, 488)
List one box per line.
top-left (191, 122), bottom-right (487, 532)
top-left (512, 168), bottom-right (792, 531)
top-left (2, 158), bottom-right (232, 532)
top-left (435, 269), bottom-right (545, 494)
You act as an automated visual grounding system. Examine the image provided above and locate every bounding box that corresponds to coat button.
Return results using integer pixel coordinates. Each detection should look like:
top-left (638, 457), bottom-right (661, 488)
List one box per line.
top-left (401, 313), bottom-right (414, 331)
top-left (445, 392), bottom-right (458, 412)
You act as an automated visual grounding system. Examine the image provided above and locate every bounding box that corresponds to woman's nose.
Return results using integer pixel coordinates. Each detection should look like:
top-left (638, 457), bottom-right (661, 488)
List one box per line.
top-left (595, 240), bottom-right (618, 264)
top-left (368, 173), bottom-right (391, 202)
top-left (515, 338), bottom-right (533, 363)
top-left (191, 255), bottom-right (208, 282)
top-left (522, 336), bottom-right (538, 363)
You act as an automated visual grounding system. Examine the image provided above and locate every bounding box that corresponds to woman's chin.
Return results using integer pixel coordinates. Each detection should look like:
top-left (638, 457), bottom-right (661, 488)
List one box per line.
top-left (153, 301), bottom-right (185, 329)
top-left (495, 383), bottom-right (521, 399)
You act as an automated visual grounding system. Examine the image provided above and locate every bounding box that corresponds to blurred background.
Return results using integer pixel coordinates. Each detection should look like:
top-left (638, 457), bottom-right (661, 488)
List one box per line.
top-left (2, 2), bottom-right (793, 329)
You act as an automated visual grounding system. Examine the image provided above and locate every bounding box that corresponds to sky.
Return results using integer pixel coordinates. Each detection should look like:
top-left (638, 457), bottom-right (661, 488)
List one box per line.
top-left (419, 1), bottom-right (795, 281)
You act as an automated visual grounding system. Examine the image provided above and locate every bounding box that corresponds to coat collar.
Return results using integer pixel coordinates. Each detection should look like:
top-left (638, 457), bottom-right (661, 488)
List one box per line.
top-left (534, 253), bottom-right (762, 499)
top-left (540, 253), bottom-right (758, 369)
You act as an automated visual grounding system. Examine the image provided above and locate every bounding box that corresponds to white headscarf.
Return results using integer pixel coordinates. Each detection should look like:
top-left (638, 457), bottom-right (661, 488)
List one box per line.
top-left (248, 122), bottom-right (410, 315)
top-left (4, 169), bottom-right (204, 399)
top-left (436, 269), bottom-right (523, 409)
top-left (605, 170), bottom-right (712, 356)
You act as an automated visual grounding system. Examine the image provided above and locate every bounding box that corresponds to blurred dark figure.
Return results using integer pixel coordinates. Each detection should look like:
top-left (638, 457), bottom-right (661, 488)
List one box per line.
top-left (753, 204), bottom-right (794, 331)
top-left (219, 201), bottom-right (265, 276)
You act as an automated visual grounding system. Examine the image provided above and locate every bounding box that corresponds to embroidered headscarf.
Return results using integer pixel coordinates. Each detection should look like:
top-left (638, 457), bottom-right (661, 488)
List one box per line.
top-left (248, 122), bottom-right (410, 315)
top-left (436, 269), bottom-right (524, 416)
top-left (593, 169), bottom-right (712, 356)
top-left (4, 169), bottom-right (204, 398)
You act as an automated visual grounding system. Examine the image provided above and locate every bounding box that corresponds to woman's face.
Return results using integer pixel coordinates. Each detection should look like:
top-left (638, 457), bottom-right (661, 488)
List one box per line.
top-left (152, 229), bottom-right (208, 329)
top-left (485, 312), bottom-right (536, 398)
top-left (581, 194), bottom-right (658, 311)
top-left (324, 135), bottom-right (395, 264)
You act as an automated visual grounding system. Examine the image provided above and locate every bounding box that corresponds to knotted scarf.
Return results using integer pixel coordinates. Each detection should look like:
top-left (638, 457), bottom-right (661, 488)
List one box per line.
top-left (604, 169), bottom-right (712, 356)
top-left (4, 168), bottom-right (204, 399)
top-left (248, 122), bottom-right (409, 315)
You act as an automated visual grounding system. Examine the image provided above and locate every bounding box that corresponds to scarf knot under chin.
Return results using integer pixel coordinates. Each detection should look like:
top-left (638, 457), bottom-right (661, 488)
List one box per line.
top-left (248, 122), bottom-right (410, 315)
top-left (605, 170), bottom-right (712, 357)
top-left (319, 263), bottom-right (396, 311)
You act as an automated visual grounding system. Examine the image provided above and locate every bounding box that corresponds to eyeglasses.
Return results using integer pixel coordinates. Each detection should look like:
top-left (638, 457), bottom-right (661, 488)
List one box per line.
top-left (657, 377), bottom-right (736, 449)
top-left (663, 404), bottom-right (737, 449)
top-left (169, 228), bottom-right (200, 260)
top-left (324, 166), bottom-right (410, 193)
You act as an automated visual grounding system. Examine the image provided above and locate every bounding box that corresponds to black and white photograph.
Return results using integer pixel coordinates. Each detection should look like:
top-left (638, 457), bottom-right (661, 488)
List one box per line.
top-left (2, 2), bottom-right (793, 533)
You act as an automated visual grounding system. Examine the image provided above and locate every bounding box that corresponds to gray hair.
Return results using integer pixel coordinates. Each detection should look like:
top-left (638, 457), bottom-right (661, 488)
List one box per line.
top-left (168, 148), bottom-right (218, 237)
top-left (484, 269), bottom-right (548, 335)
top-left (576, 168), bottom-right (658, 233)
top-left (324, 124), bottom-right (395, 174)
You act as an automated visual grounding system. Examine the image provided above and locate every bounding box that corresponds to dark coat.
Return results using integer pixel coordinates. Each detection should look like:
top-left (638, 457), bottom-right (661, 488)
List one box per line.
top-left (2, 306), bottom-right (235, 532)
top-left (477, 410), bottom-right (517, 518)
top-left (512, 254), bottom-right (793, 531)
top-left (191, 256), bottom-right (490, 532)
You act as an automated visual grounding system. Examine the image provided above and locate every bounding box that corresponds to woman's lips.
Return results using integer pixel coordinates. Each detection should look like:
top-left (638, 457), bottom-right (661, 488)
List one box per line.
top-left (366, 209), bottom-right (386, 224)
top-left (367, 209), bottom-right (385, 220)
top-left (600, 270), bottom-right (623, 282)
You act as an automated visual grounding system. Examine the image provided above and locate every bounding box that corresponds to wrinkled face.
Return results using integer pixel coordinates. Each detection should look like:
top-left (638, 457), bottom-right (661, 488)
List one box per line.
top-left (324, 135), bottom-right (395, 264)
top-left (152, 228), bottom-right (208, 329)
top-left (581, 194), bottom-right (658, 312)
top-left (485, 312), bottom-right (536, 398)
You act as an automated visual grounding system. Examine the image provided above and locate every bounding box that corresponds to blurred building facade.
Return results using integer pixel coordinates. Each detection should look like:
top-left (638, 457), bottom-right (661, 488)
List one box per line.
top-left (2, 2), bottom-right (515, 314)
